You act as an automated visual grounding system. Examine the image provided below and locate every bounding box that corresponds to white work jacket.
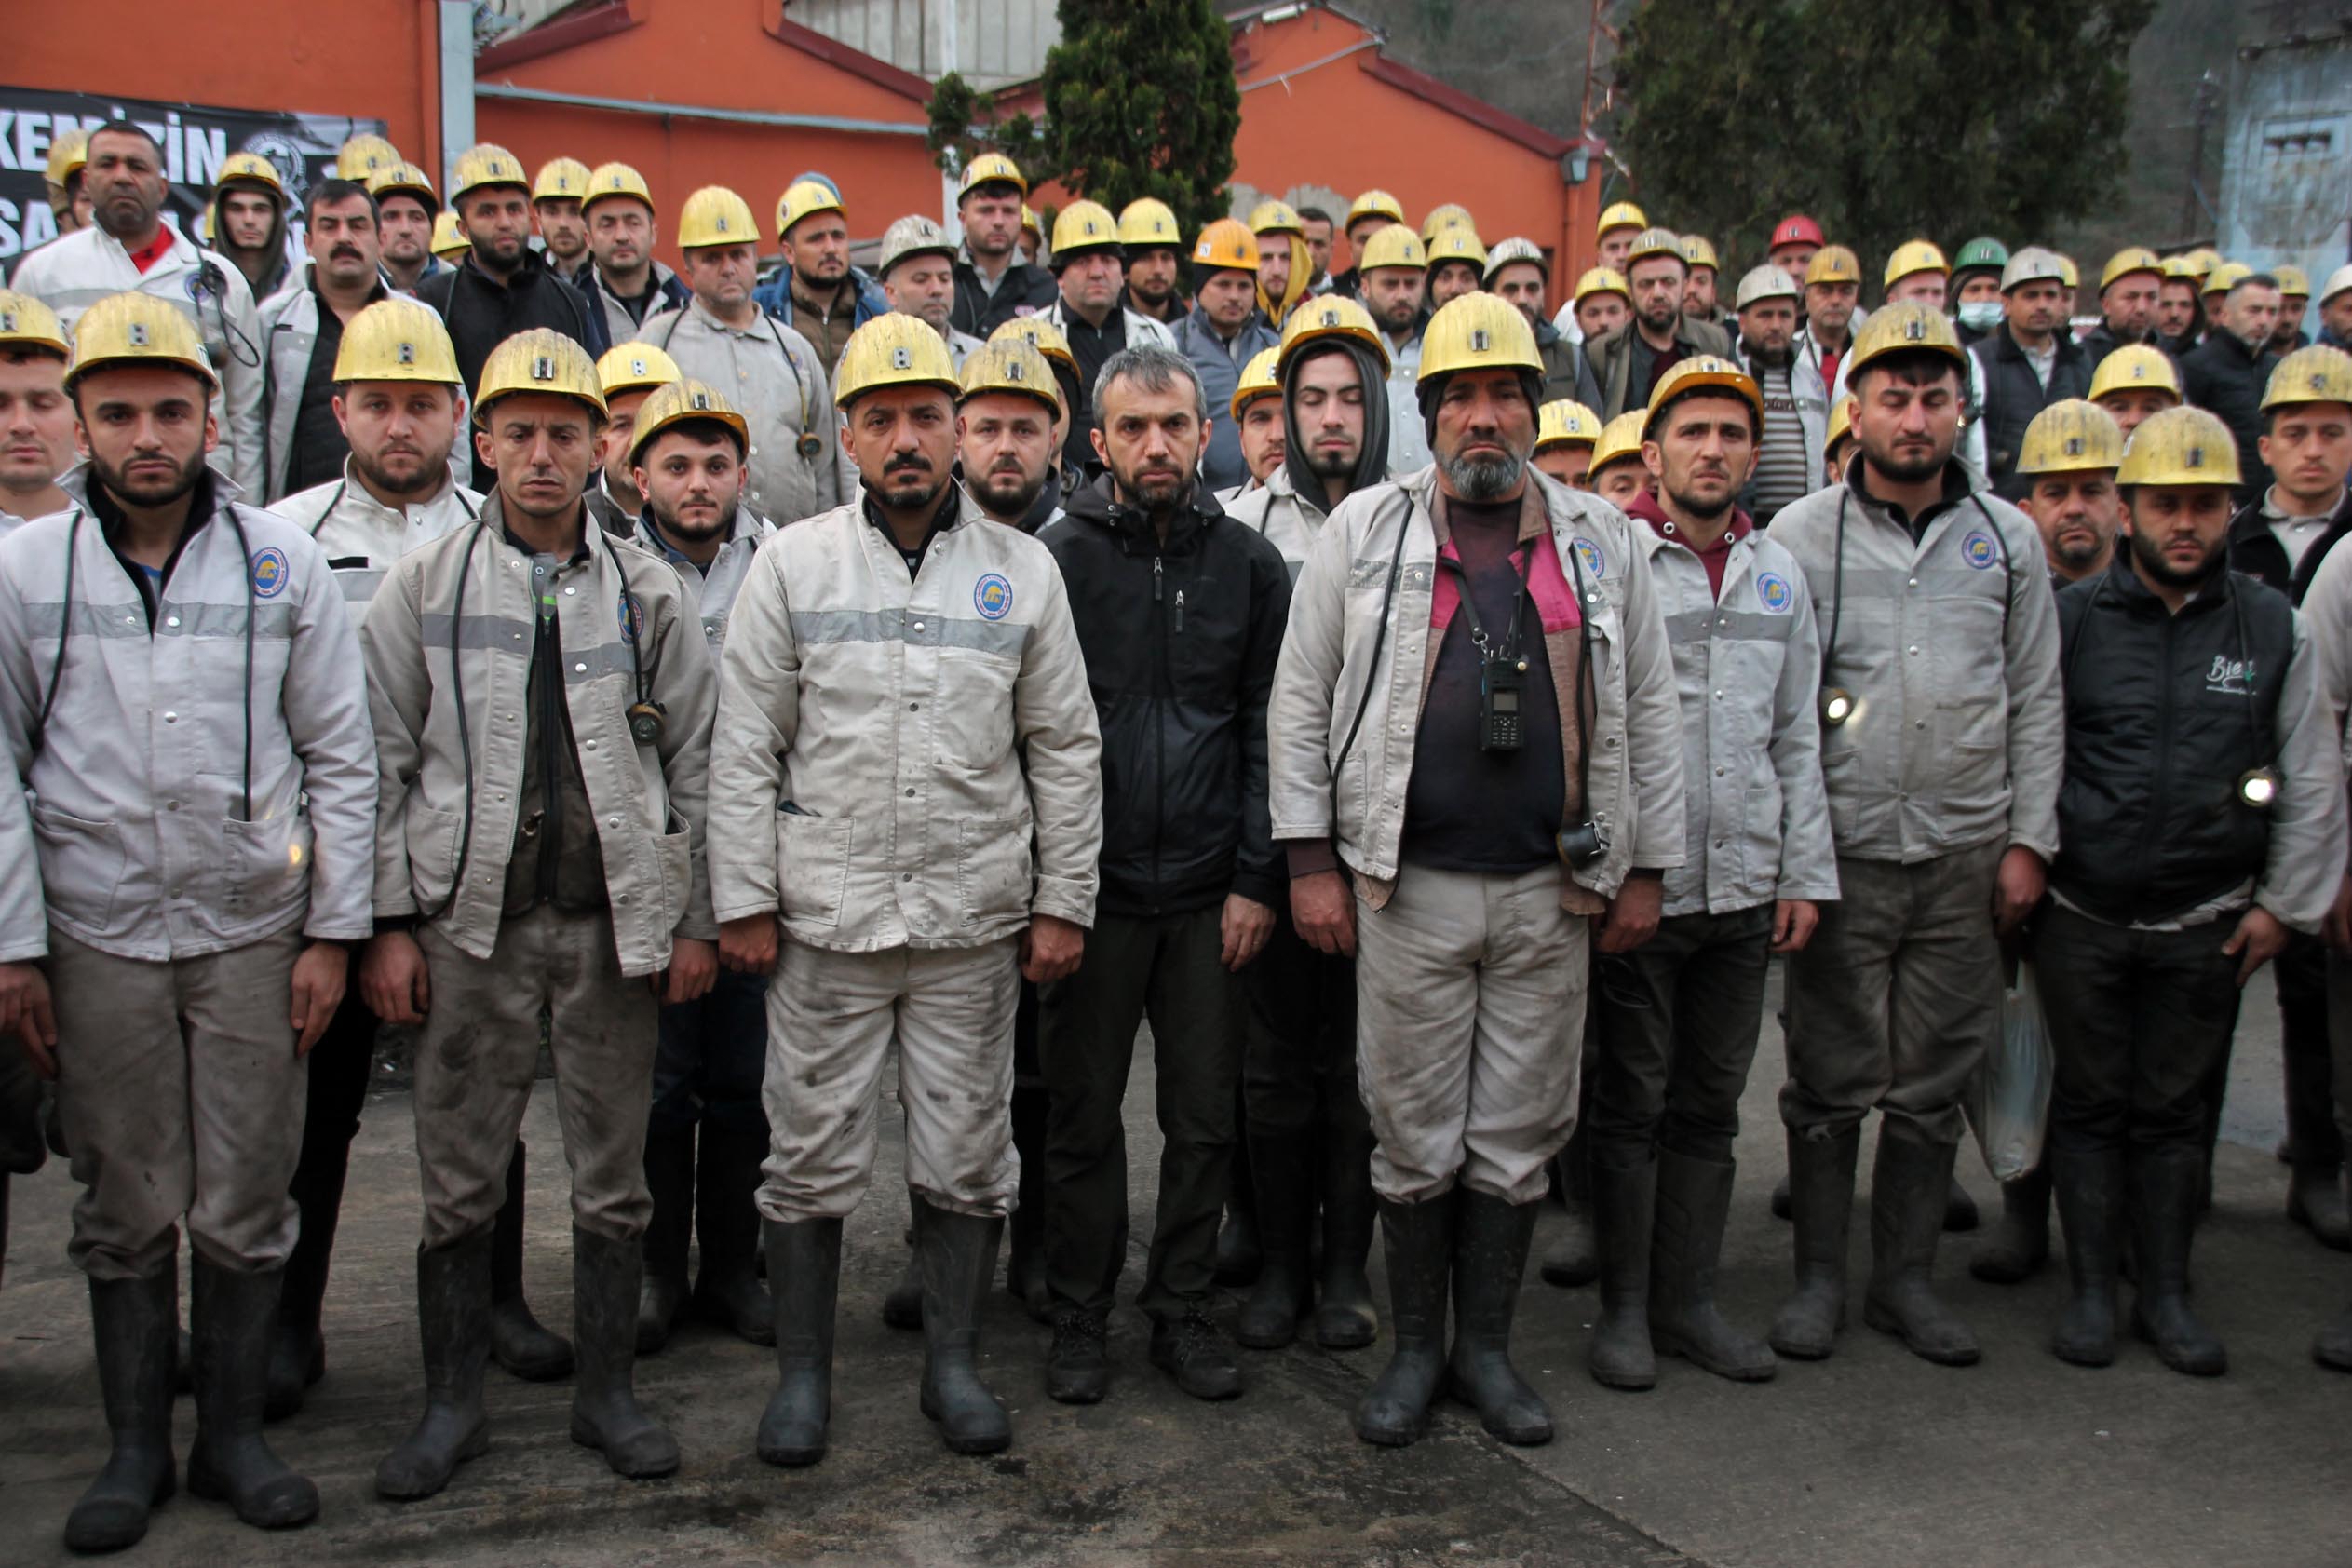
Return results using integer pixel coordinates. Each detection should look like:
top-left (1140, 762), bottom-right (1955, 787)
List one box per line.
top-left (1223, 465), bottom-right (1329, 580)
top-left (1382, 330), bottom-right (1430, 477)
top-left (636, 297), bottom-right (852, 526)
top-left (0, 748), bottom-right (45, 963)
top-left (618, 507), bottom-right (777, 659)
top-left (272, 463), bottom-right (482, 607)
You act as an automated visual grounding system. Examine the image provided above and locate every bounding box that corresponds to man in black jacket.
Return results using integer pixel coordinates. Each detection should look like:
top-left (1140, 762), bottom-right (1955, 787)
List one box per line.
top-left (2076, 248), bottom-right (2167, 370)
top-left (2183, 270), bottom-right (2285, 505)
top-left (947, 155), bottom-right (1057, 339)
top-left (1970, 247), bottom-right (2093, 499)
top-left (1035, 345), bottom-right (1293, 1407)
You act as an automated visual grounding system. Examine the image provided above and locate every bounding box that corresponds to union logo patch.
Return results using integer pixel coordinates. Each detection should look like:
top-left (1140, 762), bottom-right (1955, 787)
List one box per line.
top-left (1961, 531), bottom-right (1998, 570)
top-left (250, 547), bottom-right (290, 599)
top-left (974, 573), bottom-right (1014, 620)
top-left (1755, 572), bottom-right (1793, 614)
top-left (1572, 538), bottom-right (1606, 578)
top-left (618, 590), bottom-right (645, 642)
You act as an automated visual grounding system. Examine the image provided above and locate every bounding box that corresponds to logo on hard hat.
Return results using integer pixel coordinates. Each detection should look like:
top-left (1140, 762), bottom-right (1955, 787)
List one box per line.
top-left (2063, 436), bottom-right (2084, 456)
top-left (0, 311), bottom-right (13, 333)
top-left (2315, 373), bottom-right (2330, 392)
top-left (2186, 446), bottom-right (2205, 468)
top-left (250, 547), bottom-right (291, 600)
top-left (1005, 359), bottom-right (1026, 381)
top-left (531, 356), bottom-right (555, 381)
top-left (891, 346), bottom-right (913, 370)
top-left (398, 341), bottom-right (416, 366)
top-left (974, 573), bottom-right (1014, 621)
top-left (1756, 573), bottom-right (1792, 614)
top-left (689, 390), bottom-right (711, 411)
top-left (1962, 531), bottom-right (1998, 569)
top-left (128, 322), bottom-right (151, 348)
top-left (630, 357), bottom-right (650, 376)
top-left (1469, 329), bottom-right (1491, 352)
top-left (1902, 318), bottom-right (1926, 342)
top-left (715, 214), bottom-right (731, 232)
top-left (1320, 308), bottom-right (1340, 327)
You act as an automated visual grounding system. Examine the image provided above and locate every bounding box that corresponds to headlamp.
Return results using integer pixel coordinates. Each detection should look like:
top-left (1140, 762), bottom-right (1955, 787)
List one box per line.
top-left (1819, 687), bottom-right (1855, 727)
top-left (2238, 766), bottom-right (2278, 809)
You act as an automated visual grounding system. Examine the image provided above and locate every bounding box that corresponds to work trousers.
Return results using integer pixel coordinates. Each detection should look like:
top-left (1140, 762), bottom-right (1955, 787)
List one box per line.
top-left (0, 987), bottom-right (42, 1176)
top-left (1241, 912), bottom-right (1365, 1139)
top-left (759, 938), bottom-right (1021, 1223)
top-left (50, 925), bottom-right (307, 1279)
top-left (1354, 862), bottom-right (1588, 1206)
top-left (2328, 953), bottom-right (2352, 1150)
top-left (1041, 906), bottom-right (1239, 1320)
top-left (2274, 935), bottom-right (2340, 1169)
top-left (411, 907), bottom-right (656, 1248)
top-left (652, 966), bottom-right (770, 1139)
top-left (1781, 844), bottom-right (2003, 1147)
top-left (1587, 905), bottom-right (1775, 1168)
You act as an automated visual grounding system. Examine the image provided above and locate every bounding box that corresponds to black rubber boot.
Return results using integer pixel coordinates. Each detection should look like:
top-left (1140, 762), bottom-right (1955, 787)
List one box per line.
top-left (2318, 1171), bottom-right (2352, 1372)
top-left (1213, 1134), bottom-right (1263, 1288)
top-left (491, 1142), bottom-right (574, 1380)
top-left (2129, 1145), bottom-right (2226, 1376)
top-left (1312, 1117), bottom-right (1378, 1350)
top-left (692, 1122), bottom-right (774, 1345)
top-left (1861, 1123), bottom-right (1980, 1366)
top-left (1236, 1129), bottom-right (1314, 1350)
top-left (756, 1216), bottom-right (841, 1467)
top-left (2287, 1163), bottom-right (2350, 1250)
top-left (266, 1141), bottom-right (347, 1421)
top-left (567, 1227), bottom-right (680, 1477)
top-left (1354, 1193), bottom-right (1453, 1447)
top-left (636, 1126), bottom-right (694, 1355)
top-left (1586, 1157), bottom-right (1657, 1391)
top-left (1445, 1190), bottom-right (1549, 1444)
top-left (376, 1232), bottom-right (493, 1500)
top-left (183, 1261), bottom-right (318, 1530)
top-left (1943, 1178), bottom-right (1980, 1233)
top-left (1539, 1134), bottom-right (1598, 1286)
top-left (883, 1185), bottom-right (923, 1331)
top-left (914, 1198), bottom-right (1013, 1453)
top-left (1769, 1172), bottom-right (1792, 1222)
top-left (2049, 1145), bottom-right (2121, 1368)
top-left (1769, 1125), bottom-right (1858, 1360)
top-left (1651, 1150), bottom-right (1777, 1382)
top-left (62, 1268), bottom-right (178, 1554)
top-left (1968, 1163), bottom-right (2052, 1284)
top-left (1006, 1082), bottom-right (1052, 1321)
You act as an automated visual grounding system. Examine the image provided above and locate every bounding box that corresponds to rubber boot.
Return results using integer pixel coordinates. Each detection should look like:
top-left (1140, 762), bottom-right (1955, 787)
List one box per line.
top-left (376, 1232), bottom-right (493, 1500)
top-left (2317, 1170), bottom-right (2352, 1372)
top-left (1354, 1193), bottom-right (1453, 1447)
top-left (1943, 1178), bottom-right (1980, 1233)
top-left (567, 1227), bottom-right (680, 1477)
top-left (266, 1140), bottom-right (347, 1421)
top-left (1445, 1190), bottom-right (1550, 1444)
top-left (2287, 1163), bottom-right (2350, 1250)
top-left (1769, 1126), bottom-right (1858, 1359)
top-left (62, 1268), bottom-right (178, 1554)
top-left (491, 1142), bottom-right (574, 1380)
top-left (1539, 1131), bottom-right (1598, 1286)
top-left (1006, 1081), bottom-right (1052, 1321)
top-left (2129, 1145), bottom-right (2226, 1376)
top-left (1769, 1172), bottom-right (1792, 1221)
top-left (183, 1261), bottom-right (318, 1530)
top-left (1312, 1116), bottom-right (1378, 1350)
top-left (2048, 1145), bottom-right (2121, 1367)
top-left (1861, 1123), bottom-right (1980, 1366)
top-left (757, 1216), bottom-right (840, 1466)
top-left (882, 1188), bottom-right (924, 1331)
top-left (914, 1197), bottom-right (1014, 1454)
top-left (1968, 1163), bottom-right (2052, 1284)
top-left (1650, 1150), bottom-right (1776, 1382)
top-left (692, 1121), bottom-right (775, 1345)
top-left (1586, 1156), bottom-right (1657, 1391)
top-left (1236, 1129), bottom-right (1314, 1350)
top-left (1213, 1127), bottom-right (1262, 1287)
top-left (636, 1125), bottom-right (694, 1354)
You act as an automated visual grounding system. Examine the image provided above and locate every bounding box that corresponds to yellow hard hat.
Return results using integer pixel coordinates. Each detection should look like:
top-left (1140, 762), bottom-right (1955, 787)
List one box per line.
top-left (1419, 203), bottom-right (1476, 244)
top-left (332, 297), bottom-right (461, 385)
top-left (628, 378), bottom-right (748, 465)
top-left (2160, 256), bottom-right (2203, 282)
top-left (66, 291), bottom-right (217, 390)
top-left (1277, 295), bottom-right (1390, 377)
top-left (2181, 247), bottom-right (2223, 278)
top-left (334, 132), bottom-right (402, 182)
top-left (1346, 189), bottom-right (1405, 230)
top-left (1426, 227), bottom-right (1489, 274)
top-left (2262, 345), bottom-right (2352, 413)
top-left (1645, 355), bottom-right (1764, 434)
top-left (45, 128), bottom-right (89, 189)
top-left (776, 178), bottom-right (845, 238)
top-left (2087, 344), bottom-right (2183, 405)
top-left (1021, 204), bottom-right (1042, 237)
top-left (678, 186), bottom-right (758, 250)
top-left (2100, 247), bottom-right (2163, 291)
top-left (1051, 199), bottom-right (1120, 256)
top-left (430, 210), bottom-right (468, 260)
top-left (367, 162), bottom-right (439, 214)
top-left (582, 162), bottom-right (653, 214)
top-left (1574, 266), bottom-right (1630, 305)
top-left (473, 329), bottom-right (606, 425)
top-left (1250, 198), bottom-right (1305, 238)
top-left (533, 158), bottom-right (591, 204)
top-left (1591, 410), bottom-right (1649, 474)
top-left (1804, 245), bottom-right (1861, 287)
top-left (1845, 301), bottom-right (1967, 380)
top-left (835, 313), bottom-right (961, 409)
top-left (2202, 261), bottom-right (2251, 298)
top-left (1118, 197), bottom-right (1181, 249)
top-left (1232, 346), bottom-right (1283, 419)
top-left (2116, 404), bottom-right (2241, 487)
top-left (1679, 235), bottom-right (1719, 272)
top-left (449, 142), bottom-right (529, 204)
top-left (1825, 397), bottom-right (1853, 457)
top-left (2055, 254), bottom-right (2080, 291)
top-left (1416, 291), bottom-right (1541, 385)
top-left (1596, 200), bottom-right (1648, 241)
top-left (1535, 399), bottom-right (1602, 453)
top-left (215, 151), bottom-right (284, 200)
top-left (1357, 225), bottom-right (1426, 274)
top-left (1883, 239), bottom-right (1948, 289)
top-left (2015, 399), bottom-right (2126, 476)
top-left (958, 338), bottom-right (1062, 415)
top-left (958, 153), bottom-right (1027, 198)
top-left (990, 316), bottom-right (1077, 378)
top-left (1192, 217), bottom-right (1261, 274)
top-left (0, 291), bottom-right (71, 358)
top-left (597, 342), bottom-right (683, 401)
top-left (2274, 264), bottom-right (2312, 298)
top-left (1626, 228), bottom-right (1684, 269)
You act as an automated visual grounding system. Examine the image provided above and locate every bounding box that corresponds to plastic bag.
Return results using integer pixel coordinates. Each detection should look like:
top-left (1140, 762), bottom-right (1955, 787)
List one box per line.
top-left (1970, 961), bottom-right (2053, 1182)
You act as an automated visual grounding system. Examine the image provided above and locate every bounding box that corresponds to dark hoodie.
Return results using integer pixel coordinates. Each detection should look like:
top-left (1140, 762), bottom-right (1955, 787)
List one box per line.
top-left (1281, 336), bottom-right (1391, 513)
top-left (210, 180), bottom-right (290, 302)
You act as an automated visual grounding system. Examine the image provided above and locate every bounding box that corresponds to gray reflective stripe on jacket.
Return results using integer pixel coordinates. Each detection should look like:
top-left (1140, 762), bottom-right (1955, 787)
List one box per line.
top-left (271, 466), bottom-right (482, 605)
top-left (1766, 476), bottom-right (2063, 864)
top-left (0, 748), bottom-right (45, 962)
top-left (0, 493), bottom-right (377, 960)
top-left (1267, 466), bottom-right (1686, 903)
top-left (637, 298), bottom-right (852, 526)
top-left (1223, 465), bottom-right (1326, 581)
top-left (358, 493), bottom-right (720, 976)
top-left (707, 490), bottom-right (1104, 953)
top-left (1631, 523), bottom-right (1838, 916)
top-left (1733, 343), bottom-right (1829, 495)
top-left (625, 507), bottom-right (775, 658)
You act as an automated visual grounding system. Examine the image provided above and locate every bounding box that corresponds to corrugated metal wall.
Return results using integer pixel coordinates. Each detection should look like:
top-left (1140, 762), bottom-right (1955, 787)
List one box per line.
top-left (790, 0), bottom-right (1060, 88)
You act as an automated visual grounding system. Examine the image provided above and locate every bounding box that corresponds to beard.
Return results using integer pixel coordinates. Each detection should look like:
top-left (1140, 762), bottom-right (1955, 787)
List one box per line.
top-left (654, 493), bottom-right (739, 543)
top-left (969, 463), bottom-right (1047, 520)
top-left (2129, 527), bottom-right (2224, 589)
top-left (1859, 435), bottom-right (1947, 484)
top-left (1116, 465), bottom-right (1189, 508)
top-left (1663, 475), bottom-right (1735, 521)
top-left (1306, 442), bottom-right (1359, 479)
top-left (91, 445), bottom-right (205, 509)
top-left (1741, 339), bottom-right (1794, 369)
top-left (353, 442), bottom-right (447, 500)
top-left (1441, 449), bottom-right (1525, 501)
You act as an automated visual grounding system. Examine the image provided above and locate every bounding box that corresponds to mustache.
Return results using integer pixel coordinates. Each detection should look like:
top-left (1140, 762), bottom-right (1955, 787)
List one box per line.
top-left (885, 453), bottom-right (935, 474)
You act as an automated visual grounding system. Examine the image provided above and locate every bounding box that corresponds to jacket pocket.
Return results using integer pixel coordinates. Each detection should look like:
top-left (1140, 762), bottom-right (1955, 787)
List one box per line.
top-left (957, 817), bottom-right (1033, 926)
top-left (935, 656), bottom-right (1016, 771)
top-left (654, 820), bottom-right (693, 934)
top-left (219, 811), bottom-right (313, 920)
top-left (403, 800), bottom-right (466, 913)
top-left (30, 805), bottom-right (123, 932)
top-left (777, 812), bottom-right (850, 927)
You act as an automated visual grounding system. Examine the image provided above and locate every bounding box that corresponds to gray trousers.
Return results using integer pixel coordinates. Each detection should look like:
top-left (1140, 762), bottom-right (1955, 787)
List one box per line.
top-left (1354, 862), bottom-right (1589, 1205)
top-left (50, 925), bottom-right (307, 1279)
top-left (1780, 844), bottom-right (2004, 1146)
top-left (411, 907), bottom-right (656, 1248)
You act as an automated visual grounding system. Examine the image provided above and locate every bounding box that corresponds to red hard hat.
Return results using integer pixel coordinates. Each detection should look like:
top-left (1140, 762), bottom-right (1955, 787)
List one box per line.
top-left (1771, 213), bottom-right (1825, 249)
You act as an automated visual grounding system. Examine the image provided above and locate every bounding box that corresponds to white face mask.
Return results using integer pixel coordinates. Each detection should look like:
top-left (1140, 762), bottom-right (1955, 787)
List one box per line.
top-left (1957, 300), bottom-right (2004, 332)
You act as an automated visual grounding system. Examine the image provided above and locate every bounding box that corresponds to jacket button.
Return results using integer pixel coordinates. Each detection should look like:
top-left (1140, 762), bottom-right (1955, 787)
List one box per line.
top-left (608, 817), bottom-right (621, 829)
top-left (585, 739), bottom-right (597, 751)
top-left (564, 585), bottom-right (576, 595)
top-left (902, 872), bottom-right (913, 882)
top-left (1907, 645), bottom-right (1919, 656)
top-left (166, 615), bottom-right (180, 628)
top-left (906, 788), bottom-right (916, 797)
top-left (164, 711), bottom-right (177, 723)
top-left (167, 800), bottom-right (179, 811)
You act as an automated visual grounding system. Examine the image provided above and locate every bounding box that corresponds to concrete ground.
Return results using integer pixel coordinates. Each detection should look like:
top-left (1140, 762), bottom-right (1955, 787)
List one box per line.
top-left (2, 966), bottom-right (2346, 1568)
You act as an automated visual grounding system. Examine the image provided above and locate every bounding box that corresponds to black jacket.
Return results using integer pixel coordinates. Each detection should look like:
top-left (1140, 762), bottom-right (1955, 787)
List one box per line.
top-left (950, 256), bottom-right (1058, 340)
top-left (2075, 319), bottom-right (2167, 372)
top-left (2225, 484), bottom-right (2352, 605)
top-left (2180, 329), bottom-right (2279, 505)
top-left (1969, 324), bottom-right (2092, 500)
top-left (2052, 558), bottom-right (2296, 925)
top-left (1534, 318), bottom-right (1604, 410)
top-left (415, 251), bottom-right (596, 489)
top-left (1038, 477), bottom-right (1293, 917)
